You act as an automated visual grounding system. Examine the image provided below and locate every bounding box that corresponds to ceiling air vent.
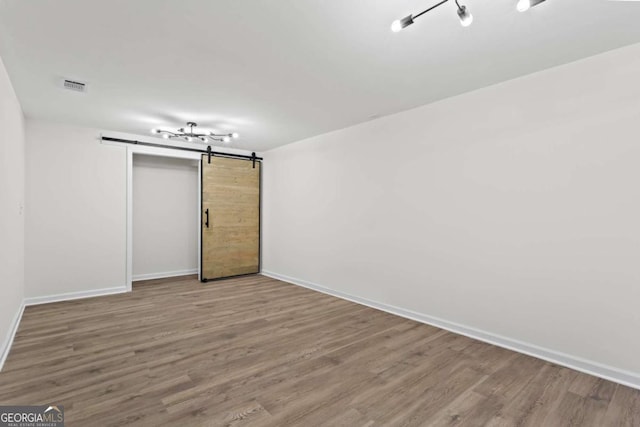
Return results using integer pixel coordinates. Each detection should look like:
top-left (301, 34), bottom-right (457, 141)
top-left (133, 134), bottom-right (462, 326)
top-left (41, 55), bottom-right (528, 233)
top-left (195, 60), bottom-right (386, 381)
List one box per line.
top-left (62, 79), bottom-right (87, 93)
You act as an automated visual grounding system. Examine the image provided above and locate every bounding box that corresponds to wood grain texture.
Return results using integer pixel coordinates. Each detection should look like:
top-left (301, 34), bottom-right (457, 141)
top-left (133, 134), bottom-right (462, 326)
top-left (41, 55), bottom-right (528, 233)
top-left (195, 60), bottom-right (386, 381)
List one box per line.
top-left (201, 156), bottom-right (260, 280)
top-left (0, 274), bottom-right (638, 426)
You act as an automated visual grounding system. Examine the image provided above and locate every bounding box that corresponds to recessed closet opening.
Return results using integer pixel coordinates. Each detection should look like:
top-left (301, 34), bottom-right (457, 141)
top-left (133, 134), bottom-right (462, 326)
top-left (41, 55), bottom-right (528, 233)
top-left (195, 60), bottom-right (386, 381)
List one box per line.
top-left (132, 154), bottom-right (199, 282)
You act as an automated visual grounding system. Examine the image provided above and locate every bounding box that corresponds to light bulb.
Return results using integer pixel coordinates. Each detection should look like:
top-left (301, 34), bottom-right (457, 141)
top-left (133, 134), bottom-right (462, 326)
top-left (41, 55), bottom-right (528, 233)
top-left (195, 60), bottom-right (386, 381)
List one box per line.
top-left (186, 136), bottom-right (193, 142)
top-left (162, 133), bottom-right (170, 139)
top-left (457, 5), bottom-right (473, 27)
top-left (222, 136), bottom-right (231, 143)
top-left (391, 15), bottom-right (414, 32)
top-left (517, 0), bottom-right (531, 12)
top-left (231, 132), bottom-right (239, 139)
top-left (461, 13), bottom-right (473, 27)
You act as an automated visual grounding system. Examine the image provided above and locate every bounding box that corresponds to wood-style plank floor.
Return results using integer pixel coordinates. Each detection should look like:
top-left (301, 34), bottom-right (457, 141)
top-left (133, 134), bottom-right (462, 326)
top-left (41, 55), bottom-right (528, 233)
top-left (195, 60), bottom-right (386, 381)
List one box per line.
top-left (0, 275), bottom-right (638, 426)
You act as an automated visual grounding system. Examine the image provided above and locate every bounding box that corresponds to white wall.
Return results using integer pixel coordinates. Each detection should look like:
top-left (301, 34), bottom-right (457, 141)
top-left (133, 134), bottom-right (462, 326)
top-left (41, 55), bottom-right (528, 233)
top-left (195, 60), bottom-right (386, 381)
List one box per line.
top-left (24, 122), bottom-right (258, 299)
top-left (132, 155), bottom-right (198, 280)
top-left (25, 121), bottom-right (127, 298)
top-left (0, 55), bottom-right (25, 366)
top-left (263, 42), bottom-right (640, 382)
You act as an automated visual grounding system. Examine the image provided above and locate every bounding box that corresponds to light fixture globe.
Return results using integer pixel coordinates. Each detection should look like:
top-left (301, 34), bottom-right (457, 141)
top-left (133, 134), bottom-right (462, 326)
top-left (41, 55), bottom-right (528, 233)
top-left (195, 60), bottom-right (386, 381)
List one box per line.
top-left (517, 0), bottom-right (547, 12)
top-left (517, 0), bottom-right (531, 12)
top-left (457, 5), bottom-right (473, 27)
top-left (391, 15), bottom-right (414, 32)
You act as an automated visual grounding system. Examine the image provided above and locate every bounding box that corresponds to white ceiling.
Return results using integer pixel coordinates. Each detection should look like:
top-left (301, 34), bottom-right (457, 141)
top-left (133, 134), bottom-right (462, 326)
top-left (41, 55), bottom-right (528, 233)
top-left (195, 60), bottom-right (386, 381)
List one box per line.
top-left (1, 0), bottom-right (639, 152)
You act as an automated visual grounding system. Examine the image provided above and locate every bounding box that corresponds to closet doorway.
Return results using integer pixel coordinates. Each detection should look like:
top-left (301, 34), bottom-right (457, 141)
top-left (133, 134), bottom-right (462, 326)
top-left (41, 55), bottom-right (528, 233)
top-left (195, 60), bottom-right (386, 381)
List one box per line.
top-left (132, 154), bottom-right (199, 281)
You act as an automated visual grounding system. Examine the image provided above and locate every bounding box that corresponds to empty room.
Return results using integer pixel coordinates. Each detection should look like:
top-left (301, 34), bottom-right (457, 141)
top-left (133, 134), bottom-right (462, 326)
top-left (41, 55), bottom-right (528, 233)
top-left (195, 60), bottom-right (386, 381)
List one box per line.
top-left (0, 0), bottom-right (639, 425)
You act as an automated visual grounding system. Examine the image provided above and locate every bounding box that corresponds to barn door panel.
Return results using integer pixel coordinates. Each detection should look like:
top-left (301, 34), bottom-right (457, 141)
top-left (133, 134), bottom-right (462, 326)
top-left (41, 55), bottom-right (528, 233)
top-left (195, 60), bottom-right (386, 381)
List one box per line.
top-left (201, 155), bottom-right (260, 281)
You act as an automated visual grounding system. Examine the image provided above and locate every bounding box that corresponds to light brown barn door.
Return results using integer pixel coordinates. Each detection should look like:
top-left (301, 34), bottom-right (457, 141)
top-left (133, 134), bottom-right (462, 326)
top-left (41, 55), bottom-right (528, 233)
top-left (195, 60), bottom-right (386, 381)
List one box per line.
top-left (201, 155), bottom-right (260, 281)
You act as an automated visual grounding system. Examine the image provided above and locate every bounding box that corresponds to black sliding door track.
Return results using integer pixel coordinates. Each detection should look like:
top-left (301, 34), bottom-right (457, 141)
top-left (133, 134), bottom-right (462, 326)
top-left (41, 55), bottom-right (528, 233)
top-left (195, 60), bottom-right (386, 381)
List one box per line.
top-left (101, 136), bottom-right (263, 162)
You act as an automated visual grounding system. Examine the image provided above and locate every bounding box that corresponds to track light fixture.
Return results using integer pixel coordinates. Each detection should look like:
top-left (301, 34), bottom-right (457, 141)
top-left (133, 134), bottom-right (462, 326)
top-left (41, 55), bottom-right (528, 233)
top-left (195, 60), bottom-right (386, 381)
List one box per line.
top-left (392, 0), bottom-right (552, 32)
top-left (151, 122), bottom-right (239, 144)
top-left (517, 0), bottom-right (547, 12)
top-left (391, 15), bottom-right (415, 32)
top-left (391, 0), bottom-right (473, 32)
top-left (456, 4), bottom-right (473, 27)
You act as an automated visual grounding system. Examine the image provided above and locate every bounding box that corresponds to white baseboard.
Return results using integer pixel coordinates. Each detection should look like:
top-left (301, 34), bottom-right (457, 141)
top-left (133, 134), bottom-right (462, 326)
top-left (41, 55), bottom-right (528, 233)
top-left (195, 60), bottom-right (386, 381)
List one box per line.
top-left (132, 269), bottom-right (198, 282)
top-left (24, 286), bottom-right (128, 307)
top-left (0, 301), bottom-right (25, 372)
top-left (261, 270), bottom-right (640, 391)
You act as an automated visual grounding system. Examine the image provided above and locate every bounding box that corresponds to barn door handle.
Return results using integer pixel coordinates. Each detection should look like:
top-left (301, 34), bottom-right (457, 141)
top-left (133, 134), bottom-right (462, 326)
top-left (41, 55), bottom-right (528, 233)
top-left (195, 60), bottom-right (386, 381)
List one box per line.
top-left (205, 209), bottom-right (209, 228)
